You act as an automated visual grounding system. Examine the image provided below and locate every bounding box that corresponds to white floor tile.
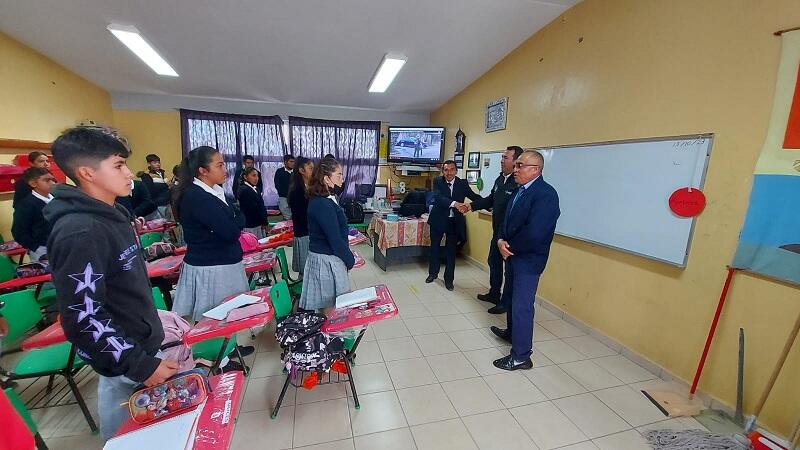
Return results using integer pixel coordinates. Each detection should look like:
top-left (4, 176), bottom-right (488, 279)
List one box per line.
top-left (295, 439), bottom-right (355, 450)
top-left (251, 351), bottom-right (287, 378)
top-left (411, 418), bottom-right (479, 450)
top-left (462, 410), bottom-right (538, 450)
top-left (462, 347), bottom-right (507, 376)
top-left (296, 380), bottom-right (348, 404)
top-left (378, 336), bottom-right (423, 361)
top-left (347, 362), bottom-right (394, 395)
top-left (559, 360), bottom-right (624, 391)
top-left (351, 340), bottom-right (384, 365)
top-left (535, 340), bottom-right (587, 364)
top-left (293, 398), bottom-right (352, 447)
top-left (400, 304), bottom-right (432, 319)
top-left (441, 377), bottom-right (504, 416)
top-left (404, 317), bottom-right (444, 335)
top-left (348, 391), bottom-right (408, 436)
top-left (553, 393), bottom-right (630, 439)
top-left (426, 352), bottom-right (480, 382)
top-left (593, 356), bottom-right (657, 384)
top-left (510, 401), bottom-right (588, 449)
top-left (483, 372), bottom-right (548, 408)
top-left (554, 442), bottom-right (599, 450)
top-left (232, 408), bottom-right (294, 450)
top-left (593, 429), bottom-right (650, 450)
top-left (396, 384), bottom-right (458, 426)
top-left (386, 357), bottom-right (438, 389)
top-left (538, 319), bottom-right (586, 338)
top-left (447, 329), bottom-right (495, 351)
top-left (524, 365), bottom-right (587, 399)
top-left (562, 335), bottom-right (618, 359)
top-left (414, 333), bottom-right (460, 356)
top-left (372, 319), bottom-right (411, 340)
top-left (354, 428), bottom-right (417, 450)
top-left (594, 386), bottom-right (668, 427)
top-left (534, 308), bottom-right (561, 322)
top-left (435, 314), bottom-right (475, 332)
top-left (242, 375), bottom-right (295, 413)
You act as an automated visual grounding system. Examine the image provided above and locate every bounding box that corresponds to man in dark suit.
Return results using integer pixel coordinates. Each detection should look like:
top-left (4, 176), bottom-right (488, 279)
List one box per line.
top-left (468, 146), bottom-right (523, 313)
top-left (490, 150), bottom-right (560, 371)
top-left (426, 160), bottom-right (482, 291)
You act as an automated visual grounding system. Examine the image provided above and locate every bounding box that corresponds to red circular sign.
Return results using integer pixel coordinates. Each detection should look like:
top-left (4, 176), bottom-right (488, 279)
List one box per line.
top-left (669, 188), bottom-right (706, 217)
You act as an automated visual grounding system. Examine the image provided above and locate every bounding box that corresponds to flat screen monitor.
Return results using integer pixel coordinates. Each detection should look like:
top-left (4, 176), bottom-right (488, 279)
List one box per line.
top-left (388, 126), bottom-right (445, 164)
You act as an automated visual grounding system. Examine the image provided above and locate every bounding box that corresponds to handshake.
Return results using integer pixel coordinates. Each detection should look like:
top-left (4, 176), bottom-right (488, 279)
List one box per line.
top-left (453, 202), bottom-right (472, 214)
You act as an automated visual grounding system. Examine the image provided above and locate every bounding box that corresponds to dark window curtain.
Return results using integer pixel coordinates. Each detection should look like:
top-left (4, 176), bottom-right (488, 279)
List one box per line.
top-left (180, 109), bottom-right (286, 205)
top-left (288, 116), bottom-right (380, 200)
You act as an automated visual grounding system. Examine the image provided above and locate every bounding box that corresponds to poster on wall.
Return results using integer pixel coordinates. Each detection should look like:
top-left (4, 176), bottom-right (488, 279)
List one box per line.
top-left (731, 29), bottom-right (800, 285)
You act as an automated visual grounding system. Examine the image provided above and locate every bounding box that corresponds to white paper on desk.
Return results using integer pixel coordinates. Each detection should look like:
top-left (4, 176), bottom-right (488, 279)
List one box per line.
top-left (103, 408), bottom-right (200, 450)
top-left (202, 294), bottom-right (261, 320)
top-left (336, 287), bottom-right (378, 309)
top-left (258, 237), bottom-right (269, 244)
top-left (348, 234), bottom-right (357, 241)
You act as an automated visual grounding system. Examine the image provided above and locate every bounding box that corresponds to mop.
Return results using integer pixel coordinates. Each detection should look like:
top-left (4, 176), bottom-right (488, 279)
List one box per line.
top-left (645, 429), bottom-right (751, 450)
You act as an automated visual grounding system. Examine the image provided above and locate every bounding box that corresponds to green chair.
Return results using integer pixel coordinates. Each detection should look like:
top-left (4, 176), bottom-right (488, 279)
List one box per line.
top-left (4, 387), bottom-right (47, 450)
top-left (151, 287), bottom-right (168, 311)
top-left (269, 280), bottom-right (294, 320)
top-left (191, 338), bottom-right (241, 374)
top-left (0, 254), bottom-right (17, 283)
top-left (1, 290), bottom-right (97, 432)
top-left (139, 231), bottom-right (162, 248)
top-left (274, 248), bottom-right (302, 298)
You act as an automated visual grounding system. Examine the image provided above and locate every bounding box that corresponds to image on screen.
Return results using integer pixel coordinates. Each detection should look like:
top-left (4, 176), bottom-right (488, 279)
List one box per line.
top-left (388, 127), bottom-right (444, 164)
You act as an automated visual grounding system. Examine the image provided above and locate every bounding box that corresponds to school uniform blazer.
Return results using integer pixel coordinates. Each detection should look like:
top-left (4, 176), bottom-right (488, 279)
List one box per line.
top-left (469, 173), bottom-right (517, 233)
top-left (499, 177), bottom-right (560, 275)
top-left (237, 184), bottom-right (268, 228)
top-left (428, 176), bottom-right (482, 242)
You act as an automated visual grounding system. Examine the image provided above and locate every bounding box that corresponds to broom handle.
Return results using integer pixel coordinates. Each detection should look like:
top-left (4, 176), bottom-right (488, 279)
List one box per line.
top-left (752, 309), bottom-right (800, 418)
top-left (690, 268), bottom-right (736, 396)
top-left (791, 415), bottom-right (800, 449)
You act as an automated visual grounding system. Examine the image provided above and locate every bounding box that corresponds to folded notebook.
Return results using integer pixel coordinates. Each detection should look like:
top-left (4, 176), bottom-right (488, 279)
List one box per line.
top-left (202, 294), bottom-right (262, 320)
top-left (335, 287), bottom-right (378, 309)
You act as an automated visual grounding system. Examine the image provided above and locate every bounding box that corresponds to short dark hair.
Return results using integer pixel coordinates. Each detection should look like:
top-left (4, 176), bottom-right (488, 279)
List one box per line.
top-left (283, 154), bottom-right (295, 163)
top-left (442, 160), bottom-right (457, 168)
top-left (22, 167), bottom-right (51, 183)
top-left (323, 153), bottom-right (335, 159)
top-left (51, 126), bottom-right (130, 183)
top-left (243, 155), bottom-right (254, 162)
top-left (146, 153), bottom-right (160, 163)
top-left (27, 151), bottom-right (48, 164)
top-left (241, 167), bottom-right (258, 179)
top-left (507, 146), bottom-right (524, 159)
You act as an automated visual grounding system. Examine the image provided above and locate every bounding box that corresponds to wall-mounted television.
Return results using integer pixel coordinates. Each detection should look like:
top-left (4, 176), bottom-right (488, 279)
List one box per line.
top-left (388, 126), bottom-right (444, 165)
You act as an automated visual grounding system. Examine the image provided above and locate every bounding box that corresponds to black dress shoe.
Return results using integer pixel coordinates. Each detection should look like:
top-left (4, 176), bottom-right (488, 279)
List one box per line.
top-left (477, 293), bottom-right (501, 303)
top-left (487, 304), bottom-right (507, 315)
top-left (221, 359), bottom-right (250, 373)
top-left (445, 282), bottom-right (454, 291)
top-left (237, 345), bottom-right (255, 357)
top-left (490, 326), bottom-right (512, 343)
top-left (493, 355), bottom-right (533, 371)
top-left (425, 275), bottom-right (436, 283)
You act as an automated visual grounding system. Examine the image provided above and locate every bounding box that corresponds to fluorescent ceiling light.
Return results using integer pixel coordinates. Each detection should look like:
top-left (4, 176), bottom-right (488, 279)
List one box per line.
top-left (107, 24), bottom-right (178, 77)
top-left (368, 54), bottom-right (406, 93)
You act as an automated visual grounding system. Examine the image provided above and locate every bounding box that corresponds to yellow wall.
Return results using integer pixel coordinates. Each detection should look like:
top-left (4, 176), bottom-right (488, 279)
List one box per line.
top-left (112, 110), bottom-right (182, 176)
top-left (0, 31), bottom-right (112, 239)
top-left (432, 0), bottom-right (800, 437)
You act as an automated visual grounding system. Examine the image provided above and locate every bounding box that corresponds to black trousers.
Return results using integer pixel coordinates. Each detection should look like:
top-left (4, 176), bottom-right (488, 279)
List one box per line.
top-left (487, 232), bottom-right (504, 297)
top-left (429, 218), bottom-right (459, 284)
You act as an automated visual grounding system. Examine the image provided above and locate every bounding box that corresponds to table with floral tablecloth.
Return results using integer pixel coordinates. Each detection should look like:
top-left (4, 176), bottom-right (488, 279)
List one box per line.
top-left (368, 215), bottom-right (432, 270)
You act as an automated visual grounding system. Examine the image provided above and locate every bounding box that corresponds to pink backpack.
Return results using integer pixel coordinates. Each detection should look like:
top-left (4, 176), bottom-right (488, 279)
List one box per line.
top-left (157, 310), bottom-right (195, 373)
top-left (239, 231), bottom-right (259, 253)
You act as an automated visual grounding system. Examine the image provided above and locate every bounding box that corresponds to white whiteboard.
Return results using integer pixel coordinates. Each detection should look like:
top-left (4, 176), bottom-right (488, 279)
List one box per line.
top-left (537, 135), bottom-right (713, 267)
top-left (478, 152), bottom-right (504, 197)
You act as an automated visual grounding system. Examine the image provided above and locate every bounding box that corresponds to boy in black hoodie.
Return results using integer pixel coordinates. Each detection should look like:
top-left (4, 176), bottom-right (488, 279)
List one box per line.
top-left (43, 126), bottom-right (178, 440)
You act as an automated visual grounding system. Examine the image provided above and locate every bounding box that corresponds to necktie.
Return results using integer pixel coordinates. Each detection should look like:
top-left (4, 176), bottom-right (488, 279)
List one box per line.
top-left (510, 186), bottom-right (526, 212)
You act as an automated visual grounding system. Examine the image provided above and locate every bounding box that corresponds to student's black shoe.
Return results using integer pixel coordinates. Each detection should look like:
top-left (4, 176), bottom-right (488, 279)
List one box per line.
top-left (425, 275), bottom-right (436, 283)
top-left (221, 359), bottom-right (250, 373)
top-left (477, 293), bottom-right (500, 303)
top-left (490, 326), bottom-right (512, 343)
top-left (237, 345), bottom-right (255, 357)
top-left (487, 304), bottom-right (507, 315)
top-left (493, 355), bottom-right (533, 371)
top-left (445, 283), bottom-right (454, 291)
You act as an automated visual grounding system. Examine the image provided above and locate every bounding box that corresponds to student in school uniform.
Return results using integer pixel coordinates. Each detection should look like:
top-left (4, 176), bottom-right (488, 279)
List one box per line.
top-left (274, 154), bottom-right (295, 219)
top-left (287, 156), bottom-right (313, 275)
top-left (237, 167), bottom-right (269, 239)
top-left (43, 126), bottom-right (178, 440)
top-left (233, 155), bottom-right (263, 198)
top-left (13, 151), bottom-right (51, 207)
top-left (139, 153), bottom-right (170, 219)
top-left (171, 146), bottom-right (254, 361)
top-left (116, 179), bottom-right (157, 219)
top-left (299, 157), bottom-right (355, 311)
top-left (11, 167), bottom-right (56, 262)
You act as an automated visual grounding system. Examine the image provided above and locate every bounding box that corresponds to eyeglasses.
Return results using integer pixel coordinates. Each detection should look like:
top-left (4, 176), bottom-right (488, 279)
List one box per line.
top-left (513, 163), bottom-right (540, 169)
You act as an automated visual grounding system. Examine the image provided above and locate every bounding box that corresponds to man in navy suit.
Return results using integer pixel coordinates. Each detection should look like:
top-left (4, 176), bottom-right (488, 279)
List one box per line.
top-left (490, 150), bottom-right (560, 370)
top-left (426, 160), bottom-right (482, 291)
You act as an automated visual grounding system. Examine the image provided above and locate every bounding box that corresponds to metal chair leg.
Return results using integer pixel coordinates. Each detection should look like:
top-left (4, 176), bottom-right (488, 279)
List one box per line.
top-left (234, 345), bottom-right (249, 377)
top-left (343, 357), bottom-right (359, 410)
top-left (271, 374), bottom-right (292, 419)
top-left (64, 372), bottom-right (97, 432)
top-left (34, 433), bottom-right (49, 450)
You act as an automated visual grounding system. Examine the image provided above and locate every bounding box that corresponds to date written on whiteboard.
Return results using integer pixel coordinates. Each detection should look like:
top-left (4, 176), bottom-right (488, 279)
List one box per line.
top-left (673, 139), bottom-right (705, 149)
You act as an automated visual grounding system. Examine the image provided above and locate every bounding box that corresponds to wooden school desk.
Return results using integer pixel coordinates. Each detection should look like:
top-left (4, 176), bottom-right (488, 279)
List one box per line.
top-left (115, 371), bottom-right (245, 450)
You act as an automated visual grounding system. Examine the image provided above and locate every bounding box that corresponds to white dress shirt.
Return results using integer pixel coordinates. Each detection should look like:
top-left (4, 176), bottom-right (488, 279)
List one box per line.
top-left (193, 177), bottom-right (228, 205)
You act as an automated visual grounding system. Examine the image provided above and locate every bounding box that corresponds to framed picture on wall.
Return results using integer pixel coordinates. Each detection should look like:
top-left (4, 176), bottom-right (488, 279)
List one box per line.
top-left (485, 97), bottom-right (508, 133)
top-left (466, 170), bottom-right (480, 184)
top-left (467, 152), bottom-right (481, 169)
top-left (453, 154), bottom-right (464, 169)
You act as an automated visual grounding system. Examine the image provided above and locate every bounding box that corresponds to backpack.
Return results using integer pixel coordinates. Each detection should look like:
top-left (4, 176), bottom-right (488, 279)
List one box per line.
top-left (275, 312), bottom-right (344, 372)
top-left (340, 200), bottom-right (365, 224)
top-left (143, 242), bottom-right (176, 262)
top-left (16, 262), bottom-right (49, 278)
top-left (157, 310), bottom-right (195, 373)
top-left (239, 232), bottom-right (259, 253)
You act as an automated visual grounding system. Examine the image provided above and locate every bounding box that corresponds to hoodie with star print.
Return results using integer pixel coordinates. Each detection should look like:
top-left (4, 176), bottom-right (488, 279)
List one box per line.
top-left (44, 184), bottom-right (165, 382)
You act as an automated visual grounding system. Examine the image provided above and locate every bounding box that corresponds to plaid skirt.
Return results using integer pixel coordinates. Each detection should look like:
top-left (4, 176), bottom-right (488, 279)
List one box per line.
top-left (292, 235), bottom-right (310, 274)
top-left (173, 261), bottom-right (248, 321)
top-left (299, 252), bottom-right (351, 310)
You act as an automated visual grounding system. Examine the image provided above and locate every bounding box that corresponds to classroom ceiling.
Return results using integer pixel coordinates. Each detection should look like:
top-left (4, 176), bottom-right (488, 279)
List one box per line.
top-left (0, 0), bottom-right (578, 114)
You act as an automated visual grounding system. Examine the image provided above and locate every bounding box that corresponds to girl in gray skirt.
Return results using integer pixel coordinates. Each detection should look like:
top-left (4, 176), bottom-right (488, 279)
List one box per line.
top-left (287, 156), bottom-right (313, 275)
top-left (300, 157), bottom-right (355, 312)
top-left (171, 146), bottom-right (249, 322)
